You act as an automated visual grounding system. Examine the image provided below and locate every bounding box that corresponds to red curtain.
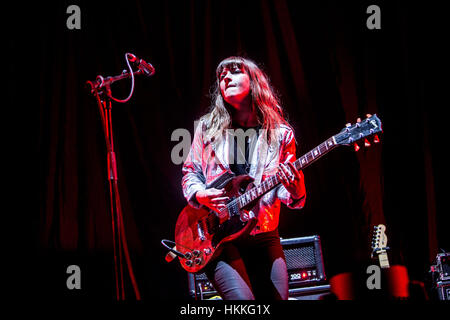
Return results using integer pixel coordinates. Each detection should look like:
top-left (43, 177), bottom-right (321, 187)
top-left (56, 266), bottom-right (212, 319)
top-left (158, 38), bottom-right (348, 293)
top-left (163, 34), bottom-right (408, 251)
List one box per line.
top-left (26, 0), bottom-right (447, 299)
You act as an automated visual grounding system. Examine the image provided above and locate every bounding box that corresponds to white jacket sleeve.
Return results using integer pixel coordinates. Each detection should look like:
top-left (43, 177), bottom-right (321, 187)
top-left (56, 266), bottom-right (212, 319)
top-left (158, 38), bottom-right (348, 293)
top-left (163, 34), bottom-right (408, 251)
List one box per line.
top-left (181, 121), bottom-right (207, 208)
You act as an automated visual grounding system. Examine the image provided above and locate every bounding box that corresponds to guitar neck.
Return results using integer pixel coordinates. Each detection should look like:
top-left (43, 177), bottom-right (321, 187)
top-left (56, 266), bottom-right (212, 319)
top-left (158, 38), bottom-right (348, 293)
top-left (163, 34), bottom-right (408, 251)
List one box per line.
top-left (378, 251), bottom-right (390, 269)
top-left (293, 137), bottom-right (338, 171)
top-left (237, 136), bottom-right (338, 208)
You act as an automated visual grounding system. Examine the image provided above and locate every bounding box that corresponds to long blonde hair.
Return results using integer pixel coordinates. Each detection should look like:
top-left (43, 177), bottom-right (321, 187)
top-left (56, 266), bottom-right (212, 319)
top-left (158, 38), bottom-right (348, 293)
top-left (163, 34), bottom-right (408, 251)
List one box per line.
top-left (201, 56), bottom-right (293, 147)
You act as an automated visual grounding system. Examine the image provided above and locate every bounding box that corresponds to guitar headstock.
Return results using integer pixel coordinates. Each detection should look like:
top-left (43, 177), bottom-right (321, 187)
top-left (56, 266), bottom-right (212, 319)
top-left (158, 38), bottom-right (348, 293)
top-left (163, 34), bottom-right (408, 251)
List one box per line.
top-left (371, 224), bottom-right (389, 258)
top-left (334, 114), bottom-right (382, 150)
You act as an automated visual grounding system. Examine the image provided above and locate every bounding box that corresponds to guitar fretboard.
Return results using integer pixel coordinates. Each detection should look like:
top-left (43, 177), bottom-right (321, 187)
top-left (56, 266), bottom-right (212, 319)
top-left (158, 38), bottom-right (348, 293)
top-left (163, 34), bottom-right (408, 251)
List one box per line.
top-left (236, 137), bottom-right (337, 209)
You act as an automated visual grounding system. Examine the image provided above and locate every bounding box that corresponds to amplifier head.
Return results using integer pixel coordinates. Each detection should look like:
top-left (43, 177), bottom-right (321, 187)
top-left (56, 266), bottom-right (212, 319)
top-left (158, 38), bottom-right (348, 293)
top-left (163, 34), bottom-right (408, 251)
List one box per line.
top-left (437, 253), bottom-right (450, 281)
top-left (281, 235), bottom-right (326, 287)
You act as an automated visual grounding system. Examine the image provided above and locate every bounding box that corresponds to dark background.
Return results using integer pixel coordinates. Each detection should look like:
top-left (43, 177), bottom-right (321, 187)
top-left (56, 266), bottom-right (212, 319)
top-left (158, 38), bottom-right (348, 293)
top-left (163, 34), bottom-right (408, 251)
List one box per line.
top-left (8, 0), bottom-right (448, 301)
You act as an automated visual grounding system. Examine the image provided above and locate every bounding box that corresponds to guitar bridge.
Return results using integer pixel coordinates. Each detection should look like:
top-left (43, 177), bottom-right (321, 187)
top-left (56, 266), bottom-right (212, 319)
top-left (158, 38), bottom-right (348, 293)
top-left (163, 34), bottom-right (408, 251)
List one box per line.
top-left (197, 221), bottom-right (206, 241)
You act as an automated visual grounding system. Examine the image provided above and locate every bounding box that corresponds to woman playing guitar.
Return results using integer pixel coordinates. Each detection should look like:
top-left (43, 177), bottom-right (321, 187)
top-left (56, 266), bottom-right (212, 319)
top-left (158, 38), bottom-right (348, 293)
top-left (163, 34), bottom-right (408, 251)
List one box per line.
top-left (181, 56), bottom-right (306, 300)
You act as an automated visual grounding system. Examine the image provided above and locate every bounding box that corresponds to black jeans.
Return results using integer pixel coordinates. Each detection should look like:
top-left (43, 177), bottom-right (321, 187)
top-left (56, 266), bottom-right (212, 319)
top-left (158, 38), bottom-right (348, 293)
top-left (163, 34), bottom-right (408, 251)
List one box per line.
top-left (204, 229), bottom-right (289, 300)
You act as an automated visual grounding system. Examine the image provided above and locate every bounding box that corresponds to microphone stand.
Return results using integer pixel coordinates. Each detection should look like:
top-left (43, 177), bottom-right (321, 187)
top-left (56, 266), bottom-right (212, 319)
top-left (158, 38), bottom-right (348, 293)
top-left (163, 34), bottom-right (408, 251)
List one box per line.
top-left (87, 67), bottom-right (146, 300)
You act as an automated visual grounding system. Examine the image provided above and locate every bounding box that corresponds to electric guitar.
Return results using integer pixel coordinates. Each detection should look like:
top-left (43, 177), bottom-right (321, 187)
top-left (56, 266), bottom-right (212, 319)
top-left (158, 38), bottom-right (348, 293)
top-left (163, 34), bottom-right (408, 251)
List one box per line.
top-left (175, 114), bottom-right (383, 273)
top-left (371, 224), bottom-right (390, 269)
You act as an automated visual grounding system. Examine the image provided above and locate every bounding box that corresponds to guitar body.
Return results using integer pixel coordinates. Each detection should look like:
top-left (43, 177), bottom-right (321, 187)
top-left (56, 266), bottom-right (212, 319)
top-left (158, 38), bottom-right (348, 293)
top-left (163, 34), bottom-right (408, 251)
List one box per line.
top-left (175, 173), bottom-right (258, 273)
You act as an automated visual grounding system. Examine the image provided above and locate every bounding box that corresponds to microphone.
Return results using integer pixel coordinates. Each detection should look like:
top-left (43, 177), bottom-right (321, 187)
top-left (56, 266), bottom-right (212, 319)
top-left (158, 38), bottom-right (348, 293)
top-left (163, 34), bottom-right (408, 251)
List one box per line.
top-left (126, 53), bottom-right (155, 76)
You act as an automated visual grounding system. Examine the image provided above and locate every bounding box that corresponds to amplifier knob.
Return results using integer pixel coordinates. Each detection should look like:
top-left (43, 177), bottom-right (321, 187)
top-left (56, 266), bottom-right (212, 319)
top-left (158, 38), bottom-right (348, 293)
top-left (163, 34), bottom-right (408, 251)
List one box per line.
top-left (184, 252), bottom-right (192, 259)
top-left (194, 258), bottom-right (202, 265)
top-left (192, 250), bottom-right (201, 257)
top-left (185, 260), bottom-right (193, 267)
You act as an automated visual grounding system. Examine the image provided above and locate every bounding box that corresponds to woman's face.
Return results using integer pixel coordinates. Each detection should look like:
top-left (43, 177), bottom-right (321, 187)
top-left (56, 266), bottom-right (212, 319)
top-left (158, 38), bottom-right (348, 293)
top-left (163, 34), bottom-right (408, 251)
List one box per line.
top-left (219, 65), bottom-right (251, 109)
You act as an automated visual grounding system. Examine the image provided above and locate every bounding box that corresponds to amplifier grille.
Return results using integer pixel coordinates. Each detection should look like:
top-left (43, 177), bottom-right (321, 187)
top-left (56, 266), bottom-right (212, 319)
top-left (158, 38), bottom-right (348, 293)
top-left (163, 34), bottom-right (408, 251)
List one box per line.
top-left (284, 246), bottom-right (316, 269)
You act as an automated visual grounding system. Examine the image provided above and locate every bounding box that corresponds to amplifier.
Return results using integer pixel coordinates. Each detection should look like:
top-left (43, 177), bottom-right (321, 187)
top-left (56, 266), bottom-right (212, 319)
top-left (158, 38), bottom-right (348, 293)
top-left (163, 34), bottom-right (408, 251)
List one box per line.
top-left (430, 252), bottom-right (450, 300)
top-left (436, 280), bottom-right (450, 300)
top-left (435, 253), bottom-right (450, 281)
top-left (188, 235), bottom-right (327, 300)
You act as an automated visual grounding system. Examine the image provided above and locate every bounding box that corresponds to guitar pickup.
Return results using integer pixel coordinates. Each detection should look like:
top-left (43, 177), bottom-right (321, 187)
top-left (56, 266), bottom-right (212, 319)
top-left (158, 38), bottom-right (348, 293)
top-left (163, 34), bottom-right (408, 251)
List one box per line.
top-left (226, 199), bottom-right (240, 217)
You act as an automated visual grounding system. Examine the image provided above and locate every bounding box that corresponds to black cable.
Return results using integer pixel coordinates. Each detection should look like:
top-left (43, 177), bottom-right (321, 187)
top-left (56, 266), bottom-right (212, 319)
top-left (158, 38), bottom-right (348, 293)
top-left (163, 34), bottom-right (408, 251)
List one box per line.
top-left (161, 239), bottom-right (189, 259)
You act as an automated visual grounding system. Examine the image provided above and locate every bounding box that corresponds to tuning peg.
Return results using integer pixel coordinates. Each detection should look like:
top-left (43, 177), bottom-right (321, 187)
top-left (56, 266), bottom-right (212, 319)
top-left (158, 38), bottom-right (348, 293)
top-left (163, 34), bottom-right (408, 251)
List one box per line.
top-left (364, 139), bottom-right (371, 147)
top-left (373, 134), bottom-right (380, 144)
top-left (353, 143), bottom-right (360, 152)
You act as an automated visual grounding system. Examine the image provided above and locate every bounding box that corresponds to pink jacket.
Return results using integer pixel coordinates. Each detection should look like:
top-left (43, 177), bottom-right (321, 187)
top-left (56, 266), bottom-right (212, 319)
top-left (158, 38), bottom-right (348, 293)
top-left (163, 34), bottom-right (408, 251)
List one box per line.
top-left (182, 120), bottom-right (306, 235)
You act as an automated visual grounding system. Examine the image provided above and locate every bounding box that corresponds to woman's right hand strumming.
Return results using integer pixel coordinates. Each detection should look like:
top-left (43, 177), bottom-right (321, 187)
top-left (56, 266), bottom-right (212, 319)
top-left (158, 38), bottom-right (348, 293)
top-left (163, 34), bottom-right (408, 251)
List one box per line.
top-left (195, 188), bottom-right (229, 214)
